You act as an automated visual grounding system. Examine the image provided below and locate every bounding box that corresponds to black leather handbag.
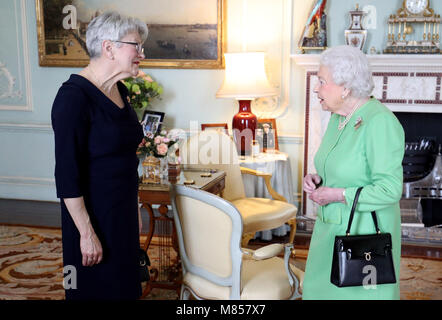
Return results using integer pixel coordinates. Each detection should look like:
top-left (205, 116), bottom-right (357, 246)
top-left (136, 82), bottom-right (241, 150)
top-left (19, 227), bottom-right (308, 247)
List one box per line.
top-left (330, 187), bottom-right (397, 288)
top-left (139, 248), bottom-right (151, 282)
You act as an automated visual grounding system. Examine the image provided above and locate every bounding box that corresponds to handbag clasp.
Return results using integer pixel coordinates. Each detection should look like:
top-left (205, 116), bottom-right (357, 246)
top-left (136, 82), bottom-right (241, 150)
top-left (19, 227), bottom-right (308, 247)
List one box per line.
top-left (364, 252), bottom-right (372, 261)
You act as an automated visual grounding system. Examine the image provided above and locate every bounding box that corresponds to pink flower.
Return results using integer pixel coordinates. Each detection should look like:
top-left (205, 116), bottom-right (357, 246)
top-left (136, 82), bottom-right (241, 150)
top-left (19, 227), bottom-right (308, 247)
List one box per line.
top-left (157, 143), bottom-right (168, 156)
top-left (154, 136), bottom-right (163, 144)
top-left (163, 137), bottom-right (170, 143)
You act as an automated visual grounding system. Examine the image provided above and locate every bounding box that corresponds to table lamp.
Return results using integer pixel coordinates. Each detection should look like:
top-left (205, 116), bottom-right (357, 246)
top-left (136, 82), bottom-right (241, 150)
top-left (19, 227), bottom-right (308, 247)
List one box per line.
top-left (216, 52), bottom-right (277, 156)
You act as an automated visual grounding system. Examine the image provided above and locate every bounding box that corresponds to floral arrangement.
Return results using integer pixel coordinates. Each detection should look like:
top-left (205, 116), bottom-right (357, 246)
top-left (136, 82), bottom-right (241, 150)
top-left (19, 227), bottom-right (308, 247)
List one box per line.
top-left (123, 70), bottom-right (163, 119)
top-left (137, 129), bottom-right (182, 159)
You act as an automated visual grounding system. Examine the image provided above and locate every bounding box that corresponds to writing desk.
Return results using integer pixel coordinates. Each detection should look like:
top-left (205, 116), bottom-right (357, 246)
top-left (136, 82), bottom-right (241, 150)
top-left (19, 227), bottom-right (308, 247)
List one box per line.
top-left (138, 169), bottom-right (226, 298)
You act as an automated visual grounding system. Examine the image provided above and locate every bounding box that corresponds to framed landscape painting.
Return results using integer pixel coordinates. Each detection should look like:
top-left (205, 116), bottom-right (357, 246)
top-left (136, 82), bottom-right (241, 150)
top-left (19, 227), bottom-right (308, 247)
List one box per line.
top-left (36, 0), bottom-right (226, 69)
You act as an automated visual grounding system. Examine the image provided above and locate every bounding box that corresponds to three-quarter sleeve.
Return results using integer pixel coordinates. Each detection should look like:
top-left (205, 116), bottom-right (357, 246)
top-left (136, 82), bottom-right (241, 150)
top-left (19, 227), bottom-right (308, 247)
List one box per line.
top-left (51, 85), bottom-right (90, 199)
top-left (344, 112), bottom-right (405, 212)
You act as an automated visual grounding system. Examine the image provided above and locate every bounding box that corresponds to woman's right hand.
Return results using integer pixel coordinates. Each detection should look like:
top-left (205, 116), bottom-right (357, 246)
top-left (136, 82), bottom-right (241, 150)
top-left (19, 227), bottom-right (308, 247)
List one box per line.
top-left (80, 230), bottom-right (103, 267)
top-left (63, 197), bottom-right (103, 267)
top-left (303, 174), bottom-right (322, 194)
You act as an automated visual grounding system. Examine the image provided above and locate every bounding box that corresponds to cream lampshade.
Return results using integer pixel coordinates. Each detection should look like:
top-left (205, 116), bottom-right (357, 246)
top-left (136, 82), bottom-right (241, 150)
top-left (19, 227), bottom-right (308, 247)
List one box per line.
top-left (216, 52), bottom-right (276, 155)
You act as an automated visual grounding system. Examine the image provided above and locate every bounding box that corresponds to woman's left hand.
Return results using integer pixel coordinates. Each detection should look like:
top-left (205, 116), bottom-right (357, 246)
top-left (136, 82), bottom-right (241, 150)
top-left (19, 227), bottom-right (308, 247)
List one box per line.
top-left (309, 186), bottom-right (345, 206)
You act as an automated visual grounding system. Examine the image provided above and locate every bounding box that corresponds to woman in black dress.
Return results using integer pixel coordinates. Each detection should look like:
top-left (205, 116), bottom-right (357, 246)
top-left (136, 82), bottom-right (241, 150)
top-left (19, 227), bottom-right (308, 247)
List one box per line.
top-left (51, 12), bottom-right (147, 300)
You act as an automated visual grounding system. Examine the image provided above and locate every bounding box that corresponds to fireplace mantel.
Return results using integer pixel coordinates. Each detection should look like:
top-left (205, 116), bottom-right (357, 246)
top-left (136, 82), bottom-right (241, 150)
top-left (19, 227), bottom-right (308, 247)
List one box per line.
top-left (292, 54), bottom-right (442, 113)
top-left (292, 54), bottom-right (442, 71)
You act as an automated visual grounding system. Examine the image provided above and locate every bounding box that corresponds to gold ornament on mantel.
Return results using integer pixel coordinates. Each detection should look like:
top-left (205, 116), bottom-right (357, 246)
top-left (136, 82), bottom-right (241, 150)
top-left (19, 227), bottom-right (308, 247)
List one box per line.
top-left (384, 0), bottom-right (440, 54)
top-left (142, 155), bottom-right (161, 184)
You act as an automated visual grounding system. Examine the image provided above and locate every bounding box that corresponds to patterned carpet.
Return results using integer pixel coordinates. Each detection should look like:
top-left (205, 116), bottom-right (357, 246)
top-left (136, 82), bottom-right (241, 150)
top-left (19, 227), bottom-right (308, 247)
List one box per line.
top-left (0, 224), bottom-right (441, 300)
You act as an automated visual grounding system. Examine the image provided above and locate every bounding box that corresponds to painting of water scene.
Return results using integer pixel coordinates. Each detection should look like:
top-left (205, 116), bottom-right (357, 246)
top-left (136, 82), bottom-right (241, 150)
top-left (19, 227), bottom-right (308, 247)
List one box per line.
top-left (36, 0), bottom-right (225, 69)
top-left (146, 24), bottom-right (217, 60)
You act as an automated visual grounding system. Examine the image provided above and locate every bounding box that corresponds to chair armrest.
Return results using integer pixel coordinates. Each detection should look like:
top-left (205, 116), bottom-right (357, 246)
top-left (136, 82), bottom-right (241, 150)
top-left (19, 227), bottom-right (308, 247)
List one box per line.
top-left (241, 243), bottom-right (284, 260)
top-left (252, 243), bottom-right (284, 260)
top-left (240, 167), bottom-right (287, 202)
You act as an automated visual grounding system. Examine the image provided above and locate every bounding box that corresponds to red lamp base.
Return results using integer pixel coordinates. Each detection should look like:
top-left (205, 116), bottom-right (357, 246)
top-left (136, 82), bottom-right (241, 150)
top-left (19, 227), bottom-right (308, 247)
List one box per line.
top-left (232, 100), bottom-right (257, 156)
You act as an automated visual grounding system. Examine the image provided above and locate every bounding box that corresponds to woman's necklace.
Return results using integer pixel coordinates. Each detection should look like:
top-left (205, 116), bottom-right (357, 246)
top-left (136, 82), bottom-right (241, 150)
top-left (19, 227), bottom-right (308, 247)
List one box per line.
top-left (88, 65), bottom-right (118, 99)
top-left (88, 65), bottom-right (103, 88)
top-left (338, 100), bottom-right (363, 130)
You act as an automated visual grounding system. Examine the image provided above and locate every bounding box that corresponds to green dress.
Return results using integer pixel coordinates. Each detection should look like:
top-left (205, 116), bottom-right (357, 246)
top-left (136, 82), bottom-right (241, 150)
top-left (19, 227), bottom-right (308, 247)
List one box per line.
top-left (302, 98), bottom-right (404, 300)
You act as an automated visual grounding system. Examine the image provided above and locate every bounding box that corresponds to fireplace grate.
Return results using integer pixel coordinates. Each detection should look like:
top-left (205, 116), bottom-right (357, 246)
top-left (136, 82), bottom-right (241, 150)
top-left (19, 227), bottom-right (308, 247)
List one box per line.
top-left (403, 145), bottom-right (442, 200)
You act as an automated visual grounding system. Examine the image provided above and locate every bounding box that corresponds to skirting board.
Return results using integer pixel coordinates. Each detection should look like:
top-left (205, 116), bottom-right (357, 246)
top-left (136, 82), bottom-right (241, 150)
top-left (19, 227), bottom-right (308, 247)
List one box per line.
top-left (0, 198), bottom-right (151, 233)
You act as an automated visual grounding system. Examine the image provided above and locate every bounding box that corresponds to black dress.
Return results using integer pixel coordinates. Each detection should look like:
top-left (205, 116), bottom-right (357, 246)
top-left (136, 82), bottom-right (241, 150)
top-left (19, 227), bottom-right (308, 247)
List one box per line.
top-left (51, 74), bottom-right (144, 300)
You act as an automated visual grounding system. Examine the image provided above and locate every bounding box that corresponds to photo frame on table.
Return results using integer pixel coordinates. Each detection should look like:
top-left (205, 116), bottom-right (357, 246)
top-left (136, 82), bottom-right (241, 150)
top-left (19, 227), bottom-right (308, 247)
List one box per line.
top-left (35, 0), bottom-right (226, 69)
top-left (256, 119), bottom-right (279, 152)
top-left (141, 110), bottom-right (165, 136)
top-left (201, 123), bottom-right (228, 135)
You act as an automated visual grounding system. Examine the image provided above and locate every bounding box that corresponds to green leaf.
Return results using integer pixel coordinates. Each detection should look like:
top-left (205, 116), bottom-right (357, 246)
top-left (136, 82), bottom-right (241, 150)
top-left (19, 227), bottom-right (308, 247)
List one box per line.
top-left (144, 80), bottom-right (151, 89)
top-left (132, 84), bottom-right (140, 93)
top-left (141, 101), bottom-right (148, 107)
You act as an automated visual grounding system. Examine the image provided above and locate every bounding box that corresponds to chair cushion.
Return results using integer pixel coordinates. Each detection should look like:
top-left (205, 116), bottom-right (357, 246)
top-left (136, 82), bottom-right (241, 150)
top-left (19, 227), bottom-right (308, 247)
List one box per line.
top-left (182, 257), bottom-right (295, 300)
top-left (241, 257), bottom-right (294, 300)
top-left (231, 198), bottom-right (297, 233)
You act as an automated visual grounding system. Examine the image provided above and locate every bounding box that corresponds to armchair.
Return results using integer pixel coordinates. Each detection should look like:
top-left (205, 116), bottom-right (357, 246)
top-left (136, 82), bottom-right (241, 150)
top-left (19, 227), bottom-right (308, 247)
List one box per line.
top-left (179, 131), bottom-right (297, 246)
top-left (170, 185), bottom-right (304, 300)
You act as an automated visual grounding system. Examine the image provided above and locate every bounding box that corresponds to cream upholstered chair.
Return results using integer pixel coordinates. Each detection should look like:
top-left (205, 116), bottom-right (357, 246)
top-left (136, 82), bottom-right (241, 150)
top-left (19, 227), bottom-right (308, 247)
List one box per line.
top-left (179, 130), bottom-right (297, 246)
top-left (170, 185), bottom-right (304, 300)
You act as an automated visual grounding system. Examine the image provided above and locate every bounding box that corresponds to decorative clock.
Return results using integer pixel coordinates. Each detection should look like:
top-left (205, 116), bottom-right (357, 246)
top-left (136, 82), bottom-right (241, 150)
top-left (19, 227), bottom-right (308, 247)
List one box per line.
top-left (384, 0), bottom-right (440, 53)
top-left (404, 0), bottom-right (430, 15)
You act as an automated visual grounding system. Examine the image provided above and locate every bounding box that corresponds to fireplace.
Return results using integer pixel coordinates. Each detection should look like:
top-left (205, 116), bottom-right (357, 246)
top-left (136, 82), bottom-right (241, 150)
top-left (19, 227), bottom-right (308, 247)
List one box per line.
top-left (293, 54), bottom-right (442, 243)
top-left (397, 112), bottom-right (442, 228)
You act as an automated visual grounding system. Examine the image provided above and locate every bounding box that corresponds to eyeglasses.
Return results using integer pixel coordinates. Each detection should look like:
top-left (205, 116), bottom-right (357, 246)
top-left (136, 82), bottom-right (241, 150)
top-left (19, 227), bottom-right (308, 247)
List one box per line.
top-left (112, 40), bottom-right (144, 54)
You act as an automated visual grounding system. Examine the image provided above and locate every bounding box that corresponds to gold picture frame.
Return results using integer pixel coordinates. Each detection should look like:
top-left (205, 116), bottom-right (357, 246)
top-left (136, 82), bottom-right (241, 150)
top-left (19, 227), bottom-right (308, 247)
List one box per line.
top-left (201, 123), bottom-right (229, 135)
top-left (257, 118), bottom-right (279, 152)
top-left (36, 0), bottom-right (226, 69)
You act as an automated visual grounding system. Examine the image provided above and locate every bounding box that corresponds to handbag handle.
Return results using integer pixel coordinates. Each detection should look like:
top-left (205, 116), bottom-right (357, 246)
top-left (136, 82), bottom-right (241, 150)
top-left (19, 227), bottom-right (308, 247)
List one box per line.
top-left (345, 187), bottom-right (380, 236)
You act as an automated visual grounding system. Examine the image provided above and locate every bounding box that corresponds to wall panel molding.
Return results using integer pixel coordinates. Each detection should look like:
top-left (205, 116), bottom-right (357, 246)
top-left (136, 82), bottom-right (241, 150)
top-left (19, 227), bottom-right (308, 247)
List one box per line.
top-left (0, 0), bottom-right (33, 111)
top-left (0, 176), bottom-right (54, 186)
top-left (0, 122), bottom-right (52, 133)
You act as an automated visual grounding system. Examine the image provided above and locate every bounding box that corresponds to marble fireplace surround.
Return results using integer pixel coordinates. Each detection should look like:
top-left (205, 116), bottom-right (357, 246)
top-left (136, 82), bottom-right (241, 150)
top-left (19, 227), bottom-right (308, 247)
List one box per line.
top-left (292, 54), bottom-right (442, 219)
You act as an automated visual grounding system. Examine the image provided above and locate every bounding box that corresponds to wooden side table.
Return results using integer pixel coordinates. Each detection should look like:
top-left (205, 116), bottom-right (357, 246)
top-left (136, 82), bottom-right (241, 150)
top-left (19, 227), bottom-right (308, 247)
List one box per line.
top-left (138, 169), bottom-right (226, 298)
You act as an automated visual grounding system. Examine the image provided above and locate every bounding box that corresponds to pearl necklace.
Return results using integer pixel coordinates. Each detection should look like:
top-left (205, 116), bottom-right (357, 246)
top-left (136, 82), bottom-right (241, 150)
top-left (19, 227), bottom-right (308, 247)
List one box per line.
top-left (338, 101), bottom-right (363, 130)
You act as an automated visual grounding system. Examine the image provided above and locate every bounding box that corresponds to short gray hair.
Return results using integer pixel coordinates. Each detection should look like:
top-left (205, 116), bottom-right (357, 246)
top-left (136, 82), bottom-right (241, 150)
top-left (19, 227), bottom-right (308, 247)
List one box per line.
top-left (320, 45), bottom-right (374, 98)
top-left (86, 11), bottom-right (148, 59)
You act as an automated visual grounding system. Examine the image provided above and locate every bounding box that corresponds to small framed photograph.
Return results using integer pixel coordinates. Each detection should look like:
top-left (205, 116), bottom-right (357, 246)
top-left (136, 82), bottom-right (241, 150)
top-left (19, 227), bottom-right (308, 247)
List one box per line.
top-left (201, 123), bottom-right (229, 135)
top-left (345, 30), bottom-right (367, 51)
top-left (141, 110), bottom-right (165, 136)
top-left (256, 119), bottom-right (279, 152)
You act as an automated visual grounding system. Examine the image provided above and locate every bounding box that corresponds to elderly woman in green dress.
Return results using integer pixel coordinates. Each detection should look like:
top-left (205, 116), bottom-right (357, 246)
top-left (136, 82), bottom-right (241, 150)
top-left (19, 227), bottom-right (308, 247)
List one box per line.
top-left (302, 45), bottom-right (404, 300)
